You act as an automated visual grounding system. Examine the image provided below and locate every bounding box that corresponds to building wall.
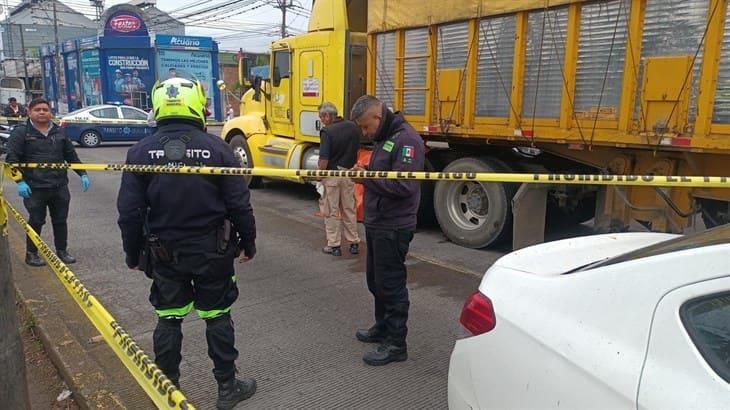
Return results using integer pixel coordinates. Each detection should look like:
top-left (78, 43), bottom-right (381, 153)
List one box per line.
top-left (220, 63), bottom-right (240, 115)
top-left (1, 1), bottom-right (97, 60)
top-left (2, 24), bottom-right (96, 59)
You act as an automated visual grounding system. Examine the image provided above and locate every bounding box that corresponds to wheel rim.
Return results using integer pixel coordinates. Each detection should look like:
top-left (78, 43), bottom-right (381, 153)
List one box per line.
top-left (233, 145), bottom-right (250, 168)
top-left (82, 132), bottom-right (99, 146)
top-left (446, 181), bottom-right (490, 231)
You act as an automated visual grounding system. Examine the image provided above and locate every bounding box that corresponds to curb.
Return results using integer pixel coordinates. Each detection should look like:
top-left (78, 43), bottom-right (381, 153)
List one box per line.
top-left (8, 225), bottom-right (142, 410)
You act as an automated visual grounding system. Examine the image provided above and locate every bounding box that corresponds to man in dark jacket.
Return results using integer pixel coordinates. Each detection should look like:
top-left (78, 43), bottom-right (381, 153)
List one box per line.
top-left (350, 95), bottom-right (425, 366)
top-left (117, 74), bottom-right (257, 409)
top-left (5, 97), bottom-right (90, 266)
top-left (4, 97), bottom-right (27, 125)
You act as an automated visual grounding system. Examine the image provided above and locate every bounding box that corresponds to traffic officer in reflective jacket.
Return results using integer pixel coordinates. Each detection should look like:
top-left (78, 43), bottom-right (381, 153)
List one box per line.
top-left (116, 71), bottom-right (257, 410)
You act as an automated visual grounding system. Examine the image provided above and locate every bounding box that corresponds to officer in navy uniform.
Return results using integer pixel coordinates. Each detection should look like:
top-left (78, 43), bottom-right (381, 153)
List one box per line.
top-left (116, 72), bottom-right (257, 410)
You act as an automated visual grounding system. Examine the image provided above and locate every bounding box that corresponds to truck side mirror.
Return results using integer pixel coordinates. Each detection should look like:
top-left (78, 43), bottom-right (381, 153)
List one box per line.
top-left (253, 76), bottom-right (262, 102)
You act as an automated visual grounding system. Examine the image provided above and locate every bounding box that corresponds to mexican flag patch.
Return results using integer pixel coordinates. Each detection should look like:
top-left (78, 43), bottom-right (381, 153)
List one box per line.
top-left (402, 145), bottom-right (415, 164)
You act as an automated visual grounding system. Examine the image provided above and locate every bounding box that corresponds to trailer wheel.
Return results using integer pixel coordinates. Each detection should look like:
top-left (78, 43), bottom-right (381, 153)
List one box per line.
top-left (434, 157), bottom-right (516, 248)
top-left (229, 133), bottom-right (262, 188)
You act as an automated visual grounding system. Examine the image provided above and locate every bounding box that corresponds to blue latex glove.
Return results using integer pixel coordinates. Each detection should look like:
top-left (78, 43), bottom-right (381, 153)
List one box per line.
top-left (17, 181), bottom-right (32, 198)
top-left (81, 175), bottom-right (91, 192)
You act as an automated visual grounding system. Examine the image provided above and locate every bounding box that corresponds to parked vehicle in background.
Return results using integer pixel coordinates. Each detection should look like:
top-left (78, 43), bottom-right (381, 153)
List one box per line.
top-left (60, 104), bottom-right (154, 148)
top-left (0, 123), bottom-right (15, 155)
top-left (0, 77), bottom-right (28, 107)
top-left (222, 0), bottom-right (730, 252)
top-left (449, 225), bottom-right (730, 409)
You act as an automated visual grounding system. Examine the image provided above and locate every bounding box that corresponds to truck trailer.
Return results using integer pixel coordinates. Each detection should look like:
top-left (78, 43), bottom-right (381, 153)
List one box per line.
top-left (221, 0), bottom-right (730, 249)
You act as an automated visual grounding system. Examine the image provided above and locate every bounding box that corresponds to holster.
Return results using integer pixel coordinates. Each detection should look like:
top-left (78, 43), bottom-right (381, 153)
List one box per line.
top-left (148, 234), bottom-right (173, 264)
top-left (216, 220), bottom-right (232, 255)
top-left (138, 245), bottom-right (153, 278)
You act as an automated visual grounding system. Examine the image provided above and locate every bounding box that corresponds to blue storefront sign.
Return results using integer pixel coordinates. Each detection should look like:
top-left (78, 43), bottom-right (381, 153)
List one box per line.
top-left (78, 37), bottom-right (102, 107)
top-left (40, 45), bottom-right (58, 112)
top-left (156, 35), bottom-right (222, 121)
top-left (99, 5), bottom-right (154, 109)
top-left (62, 40), bottom-right (81, 112)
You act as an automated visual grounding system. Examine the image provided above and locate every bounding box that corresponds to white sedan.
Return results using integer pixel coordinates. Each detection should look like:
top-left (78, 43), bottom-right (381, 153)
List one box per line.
top-left (449, 225), bottom-right (730, 409)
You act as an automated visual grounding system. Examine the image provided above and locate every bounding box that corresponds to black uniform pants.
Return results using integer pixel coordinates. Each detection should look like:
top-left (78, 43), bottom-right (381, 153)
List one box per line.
top-left (149, 236), bottom-right (240, 383)
top-left (23, 186), bottom-right (70, 253)
top-left (365, 227), bottom-right (414, 347)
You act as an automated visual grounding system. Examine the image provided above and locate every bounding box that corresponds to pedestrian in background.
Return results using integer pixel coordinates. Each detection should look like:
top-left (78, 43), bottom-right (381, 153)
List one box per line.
top-left (318, 102), bottom-right (361, 257)
top-left (5, 97), bottom-right (91, 266)
top-left (226, 104), bottom-right (235, 121)
top-left (350, 95), bottom-right (425, 366)
top-left (4, 97), bottom-right (27, 125)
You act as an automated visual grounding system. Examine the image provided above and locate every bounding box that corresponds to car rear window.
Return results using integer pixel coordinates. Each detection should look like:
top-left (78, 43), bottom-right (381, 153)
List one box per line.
top-left (121, 107), bottom-right (146, 120)
top-left (681, 292), bottom-right (730, 383)
top-left (90, 107), bottom-right (119, 119)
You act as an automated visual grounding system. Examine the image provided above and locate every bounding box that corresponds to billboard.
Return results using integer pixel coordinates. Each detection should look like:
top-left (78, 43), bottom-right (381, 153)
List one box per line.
top-left (155, 35), bottom-right (220, 120)
top-left (104, 49), bottom-right (154, 107)
top-left (64, 51), bottom-right (81, 111)
top-left (80, 49), bottom-right (102, 106)
top-left (41, 45), bottom-right (58, 111)
top-left (103, 9), bottom-right (149, 37)
top-left (156, 49), bottom-right (216, 119)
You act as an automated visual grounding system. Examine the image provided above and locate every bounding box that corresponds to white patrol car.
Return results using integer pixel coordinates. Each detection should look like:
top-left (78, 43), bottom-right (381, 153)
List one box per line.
top-left (60, 104), bottom-right (155, 148)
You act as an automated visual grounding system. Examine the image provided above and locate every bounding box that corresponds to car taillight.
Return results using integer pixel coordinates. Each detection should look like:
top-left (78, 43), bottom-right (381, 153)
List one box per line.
top-left (460, 291), bottom-right (496, 336)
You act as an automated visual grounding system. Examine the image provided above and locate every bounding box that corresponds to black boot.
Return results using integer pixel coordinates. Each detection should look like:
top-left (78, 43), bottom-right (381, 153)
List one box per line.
top-left (25, 251), bottom-right (46, 267)
top-left (216, 377), bottom-right (256, 410)
top-left (56, 250), bottom-right (76, 264)
top-left (362, 343), bottom-right (408, 366)
top-left (355, 325), bottom-right (386, 344)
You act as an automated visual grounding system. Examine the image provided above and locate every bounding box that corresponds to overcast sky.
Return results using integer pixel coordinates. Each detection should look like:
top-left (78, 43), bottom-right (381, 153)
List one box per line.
top-left (105, 0), bottom-right (313, 52)
top-left (0, 0), bottom-right (312, 53)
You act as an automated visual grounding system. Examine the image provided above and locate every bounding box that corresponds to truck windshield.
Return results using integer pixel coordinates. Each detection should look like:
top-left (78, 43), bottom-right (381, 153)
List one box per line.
top-left (575, 224), bottom-right (730, 272)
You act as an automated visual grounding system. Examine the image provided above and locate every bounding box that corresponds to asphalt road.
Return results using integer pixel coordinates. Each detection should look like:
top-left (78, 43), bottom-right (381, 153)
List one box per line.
top-left (3, 143), bottom-right (484, 409)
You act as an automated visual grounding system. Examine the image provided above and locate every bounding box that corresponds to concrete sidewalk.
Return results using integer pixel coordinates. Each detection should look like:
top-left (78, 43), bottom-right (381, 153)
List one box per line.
top-left (8, 224), bottom-right (151, 409)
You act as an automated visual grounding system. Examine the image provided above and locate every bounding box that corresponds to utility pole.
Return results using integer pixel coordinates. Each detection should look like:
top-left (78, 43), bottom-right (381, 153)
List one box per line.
top-left (0, 219), bottom-right (30, 409)
top-left (274, 0), bottom-right (292, 38)
top-left (90, 0), bottom-right (104, 21)
top-left (18, 24), bottom-right (29, 93)
top-left (51, 0), bottom-right (61, 110)
top-left (3, 0), bottom-right (14, 61)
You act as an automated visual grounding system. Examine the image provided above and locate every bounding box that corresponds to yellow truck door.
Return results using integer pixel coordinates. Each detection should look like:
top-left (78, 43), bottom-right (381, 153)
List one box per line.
top-left (298, 50), bottom-right (324, 138)
top-left (271, 49), bottom-right (294, 137)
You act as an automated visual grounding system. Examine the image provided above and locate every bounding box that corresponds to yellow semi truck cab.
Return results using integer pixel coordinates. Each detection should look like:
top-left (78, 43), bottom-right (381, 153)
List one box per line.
top-left (220, 0), bottom-right (367, 187)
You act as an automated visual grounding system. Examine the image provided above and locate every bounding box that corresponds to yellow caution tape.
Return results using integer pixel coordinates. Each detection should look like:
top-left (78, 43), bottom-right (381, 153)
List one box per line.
top-left (4, 162), bottom-right (730, 188)
top-left (1, 198), bottom-right (195, 410)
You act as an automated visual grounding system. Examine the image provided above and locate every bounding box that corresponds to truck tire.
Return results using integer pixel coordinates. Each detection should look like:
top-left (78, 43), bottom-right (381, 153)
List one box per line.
top-left (417, 157), bottom-right (437, 227)
top-left (434, 157), bottom-right (516, 248)
top-left (229, 133), bottom-right (262, 188)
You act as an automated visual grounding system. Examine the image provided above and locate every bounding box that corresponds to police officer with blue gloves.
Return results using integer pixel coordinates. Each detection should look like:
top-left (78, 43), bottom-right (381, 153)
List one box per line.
top-left (5, 97), bottom-right (90, 267)
top-left (116, 71), bottom-right (257, 410)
